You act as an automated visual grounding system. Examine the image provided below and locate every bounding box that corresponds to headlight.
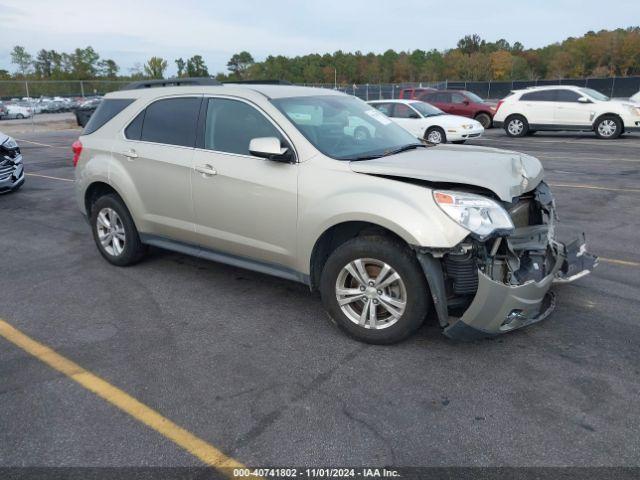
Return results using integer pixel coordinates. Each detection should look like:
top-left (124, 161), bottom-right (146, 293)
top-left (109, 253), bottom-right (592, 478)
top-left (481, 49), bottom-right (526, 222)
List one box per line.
top-left (626, 105), bottom-right (640, 116)
top-left (461, 124), bottom-right (474, 130)
top-left (433, 190), bottom-right (514, 239)
top-left (2, 137), bottom-right (18, 149)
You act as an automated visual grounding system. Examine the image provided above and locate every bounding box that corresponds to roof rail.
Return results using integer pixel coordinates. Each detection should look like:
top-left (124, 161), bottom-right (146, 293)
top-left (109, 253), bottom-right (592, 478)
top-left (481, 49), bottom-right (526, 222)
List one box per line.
top-left (121, 77), bottom-right (221, 90)
top-left (223, 80), bottom-right (293, 85)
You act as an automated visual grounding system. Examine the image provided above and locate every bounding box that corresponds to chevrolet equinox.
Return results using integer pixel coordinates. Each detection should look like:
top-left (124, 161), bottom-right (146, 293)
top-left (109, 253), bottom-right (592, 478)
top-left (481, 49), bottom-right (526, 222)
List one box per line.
top-left (74, 79), bottom-right (597, 344)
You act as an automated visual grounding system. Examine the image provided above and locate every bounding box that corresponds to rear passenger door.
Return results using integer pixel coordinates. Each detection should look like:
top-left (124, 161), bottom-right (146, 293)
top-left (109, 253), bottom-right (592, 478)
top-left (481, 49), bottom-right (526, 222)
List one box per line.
top-left (519, 90), bottom-right (556, 125)
top-left (114, 95), bottom-right (202, 241)
top-left (190, 97), bottom-right (298, 271)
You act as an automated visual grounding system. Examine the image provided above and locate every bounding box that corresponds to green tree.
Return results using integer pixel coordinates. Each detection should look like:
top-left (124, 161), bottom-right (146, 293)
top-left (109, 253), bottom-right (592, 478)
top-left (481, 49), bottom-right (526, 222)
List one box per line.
top-left (10, 45), bottom-right (33, 76)
top-left (98, 59), bottom-right (119, 78)
top-left (186, 55), bottom-right (209, 77)
top-left (70, 47), bottom-right (100, 78)
top-left (175, 58), bottom-right (186, 77)
top-left (144, 57), bottom-right (168, 79)
top-left (226, 51), bottom-right (254, 79)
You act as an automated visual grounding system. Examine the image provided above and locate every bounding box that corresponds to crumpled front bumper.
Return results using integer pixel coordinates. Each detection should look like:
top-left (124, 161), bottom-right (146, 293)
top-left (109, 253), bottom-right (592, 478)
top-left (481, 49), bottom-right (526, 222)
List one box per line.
top-left (0, 162), bottom-right (24, 193)
top-left (420, 234), bottom-right (598, 341)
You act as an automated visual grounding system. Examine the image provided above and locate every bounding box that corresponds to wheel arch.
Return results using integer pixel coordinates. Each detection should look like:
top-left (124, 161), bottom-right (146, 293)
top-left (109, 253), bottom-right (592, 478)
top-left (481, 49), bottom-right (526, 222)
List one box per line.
top-left (308, 221), bottom-right (414, 291)
top-left (592, 112), bottom-right (624, 131)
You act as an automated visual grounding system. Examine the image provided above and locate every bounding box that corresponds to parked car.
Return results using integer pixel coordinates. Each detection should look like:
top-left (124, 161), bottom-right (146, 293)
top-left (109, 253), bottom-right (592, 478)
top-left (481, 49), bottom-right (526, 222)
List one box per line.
top-left (2, 104), bottom-right (33, 120)
top-left (0, 102), bottom-right (7, 118)
top-left (493, 86), bottom-right (640, 139)
top-left (73, 100), bottom-right (102, 127)
top-left (367, 99), bottom-right (483, 144)
top-left (73, 79), bottom-right (596, 344)
top-left (415, 90), bottom-right (496, 128)
top-left (0, 132), bottom-right (25, 193)
top-left (398, 87), bottom-right (436, 100)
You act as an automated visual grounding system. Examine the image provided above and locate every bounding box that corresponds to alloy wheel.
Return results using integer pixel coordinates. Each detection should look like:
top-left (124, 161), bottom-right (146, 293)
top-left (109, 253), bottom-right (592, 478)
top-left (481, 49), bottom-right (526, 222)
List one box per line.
top-left (427, 129), bottom-right (443, 144)
top-left (335, 258), bottom-right (407, 330)
top-left (508, 119), bottom-right (524, 135)
top-left (96, 207), bottom-right (126, 256)
top-left (598, 119), bottom-right (617, 137)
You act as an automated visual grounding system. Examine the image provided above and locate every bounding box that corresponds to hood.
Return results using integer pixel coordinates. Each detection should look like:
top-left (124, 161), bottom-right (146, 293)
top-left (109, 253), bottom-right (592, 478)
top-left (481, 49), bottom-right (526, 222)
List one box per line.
top-left (349, 144), bottom-right (544, 201)
top-left (429, 114), bottom-right (480, 128)
top-left (0, 131), bottom-right (9, 145)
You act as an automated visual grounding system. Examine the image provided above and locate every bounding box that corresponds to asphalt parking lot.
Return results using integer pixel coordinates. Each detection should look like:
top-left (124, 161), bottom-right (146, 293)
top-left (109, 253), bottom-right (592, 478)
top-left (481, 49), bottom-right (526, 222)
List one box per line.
top-left (1, 127), bottom-right (639, 473)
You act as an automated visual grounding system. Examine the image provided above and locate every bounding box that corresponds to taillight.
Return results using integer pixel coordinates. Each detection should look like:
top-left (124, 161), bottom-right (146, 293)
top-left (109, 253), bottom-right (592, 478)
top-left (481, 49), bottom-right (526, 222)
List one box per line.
top-left (72, 140), bottom-right (83, 167)
top-left (495, 100), bottom-right (504, 112)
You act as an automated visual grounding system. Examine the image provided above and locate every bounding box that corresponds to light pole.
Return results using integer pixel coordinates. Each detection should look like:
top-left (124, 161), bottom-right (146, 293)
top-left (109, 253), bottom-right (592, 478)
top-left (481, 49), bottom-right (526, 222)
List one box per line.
top-left (334, 68), bottom-right (337, 90)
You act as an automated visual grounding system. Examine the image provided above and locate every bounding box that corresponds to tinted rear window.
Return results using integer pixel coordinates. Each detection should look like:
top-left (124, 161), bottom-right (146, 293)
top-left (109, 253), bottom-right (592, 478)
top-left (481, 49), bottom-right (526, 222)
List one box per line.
top-left (521, 90), bottom-right (557, 101)
top-left (124, 111), bottom-right (144, 140)
top-left (83, 99), bottom-right (134, 135)
top-left (140, 97), bottom-right (201, 147)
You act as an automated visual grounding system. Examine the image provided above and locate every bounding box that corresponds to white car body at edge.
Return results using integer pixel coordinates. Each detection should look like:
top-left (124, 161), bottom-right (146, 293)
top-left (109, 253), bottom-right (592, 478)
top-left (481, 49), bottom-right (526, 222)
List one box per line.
top-left (366, 100), bottom-right (484, 144)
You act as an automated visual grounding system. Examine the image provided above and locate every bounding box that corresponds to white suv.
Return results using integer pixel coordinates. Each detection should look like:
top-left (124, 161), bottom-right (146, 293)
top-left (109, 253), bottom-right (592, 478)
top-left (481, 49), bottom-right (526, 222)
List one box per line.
top-left (493, 86), bottom-right (640, 139)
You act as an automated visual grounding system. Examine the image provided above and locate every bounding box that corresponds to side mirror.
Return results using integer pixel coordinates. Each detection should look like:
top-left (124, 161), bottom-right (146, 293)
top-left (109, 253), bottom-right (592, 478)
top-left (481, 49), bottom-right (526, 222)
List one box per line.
top-left (249, 137), bottom-right (294, 163)
top-left (577, 96), bottom-right (591, 103)
top-left (408, 112), bottom-right (420, 119)
top-left (462, 100), bottom-right (470, 105)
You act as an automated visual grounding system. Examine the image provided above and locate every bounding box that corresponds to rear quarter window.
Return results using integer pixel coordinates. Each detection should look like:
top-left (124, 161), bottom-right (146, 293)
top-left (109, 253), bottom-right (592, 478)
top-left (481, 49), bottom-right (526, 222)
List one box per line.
top-left (83, 99), bottom-right (135, 135)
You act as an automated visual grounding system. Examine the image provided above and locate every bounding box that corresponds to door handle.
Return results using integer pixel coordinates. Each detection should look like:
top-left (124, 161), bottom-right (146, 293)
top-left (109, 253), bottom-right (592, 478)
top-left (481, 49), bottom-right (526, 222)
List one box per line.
top-left (122, 149), bottom-right (138, 159)
top-left (195, 164), bottom-right (217, 176)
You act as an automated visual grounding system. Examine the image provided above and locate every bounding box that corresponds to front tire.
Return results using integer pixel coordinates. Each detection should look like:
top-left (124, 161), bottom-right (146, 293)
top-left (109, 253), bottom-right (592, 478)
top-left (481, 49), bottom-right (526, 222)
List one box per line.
top-left (90, 194), bottom-right (146, 266)
top-left (16, 114), bottom-right (24, 120)
top-left (425, 127), bottom-right (446, 144)
top-left (594, 115), bottom-right (622, 139)
top-left (504, 115), bottom-right (529, 137)
top-left (475, 112), bottom-right (492, 129)
top-left (320, 236), bottom-right (430, 344)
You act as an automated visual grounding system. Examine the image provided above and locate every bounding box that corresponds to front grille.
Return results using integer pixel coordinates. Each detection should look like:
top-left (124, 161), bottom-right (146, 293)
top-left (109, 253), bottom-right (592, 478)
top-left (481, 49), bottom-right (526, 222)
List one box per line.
top-left (0, 144), bottom-right (19, 159)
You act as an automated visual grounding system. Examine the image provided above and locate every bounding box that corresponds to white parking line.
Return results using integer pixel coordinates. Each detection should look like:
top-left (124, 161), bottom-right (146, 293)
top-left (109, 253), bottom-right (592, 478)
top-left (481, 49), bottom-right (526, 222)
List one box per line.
top-left (26, 173), bottom-right (74, 182)
top-left (14, 138), bottom-right (69, 149)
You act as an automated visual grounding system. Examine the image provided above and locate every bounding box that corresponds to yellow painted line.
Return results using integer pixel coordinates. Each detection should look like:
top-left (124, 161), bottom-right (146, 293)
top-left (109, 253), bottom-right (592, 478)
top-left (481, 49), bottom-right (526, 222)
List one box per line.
top-left (0, 318), bottom-right (260, 479)
top-left (600, 257), bottom-right (640, 268)
top-left (26, 173), bottom-right (74, 182)
top-left (548, 183), bottom-right (640, 193)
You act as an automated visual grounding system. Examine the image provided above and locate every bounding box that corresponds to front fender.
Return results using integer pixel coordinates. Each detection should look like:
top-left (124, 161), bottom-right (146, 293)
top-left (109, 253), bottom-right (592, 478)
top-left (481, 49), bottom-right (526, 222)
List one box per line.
top-left (297, 173), bottom-right (468, 275)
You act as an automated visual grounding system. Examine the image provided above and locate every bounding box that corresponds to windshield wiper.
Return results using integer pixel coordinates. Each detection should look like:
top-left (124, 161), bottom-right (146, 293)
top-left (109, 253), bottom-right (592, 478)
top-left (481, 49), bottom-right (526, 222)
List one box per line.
top-left (383, 143), bottom-right (429, 156)
top-left (348, 143), bottom-right (429, 162)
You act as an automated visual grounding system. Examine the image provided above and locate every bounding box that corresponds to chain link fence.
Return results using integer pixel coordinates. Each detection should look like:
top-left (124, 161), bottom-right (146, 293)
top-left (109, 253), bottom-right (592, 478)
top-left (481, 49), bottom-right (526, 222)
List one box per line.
top-left (1, 76), bottom-right (639, 101)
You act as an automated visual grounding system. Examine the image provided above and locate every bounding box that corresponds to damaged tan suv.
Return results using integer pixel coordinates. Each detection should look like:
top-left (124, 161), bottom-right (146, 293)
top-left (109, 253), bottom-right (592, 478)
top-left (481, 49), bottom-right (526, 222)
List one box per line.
top-left (74, 78), bottom-right (597, 344)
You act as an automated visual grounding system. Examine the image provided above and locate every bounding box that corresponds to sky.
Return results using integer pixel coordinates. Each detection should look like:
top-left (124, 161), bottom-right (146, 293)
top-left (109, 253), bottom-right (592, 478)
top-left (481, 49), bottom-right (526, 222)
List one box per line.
top-left (0, 0), bottom-right (638, 77)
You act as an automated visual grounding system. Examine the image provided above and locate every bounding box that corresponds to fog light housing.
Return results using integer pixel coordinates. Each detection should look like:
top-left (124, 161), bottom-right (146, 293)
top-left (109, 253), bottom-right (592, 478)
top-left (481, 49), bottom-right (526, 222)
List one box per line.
top-left (501, 309), bottom-right (527, 329)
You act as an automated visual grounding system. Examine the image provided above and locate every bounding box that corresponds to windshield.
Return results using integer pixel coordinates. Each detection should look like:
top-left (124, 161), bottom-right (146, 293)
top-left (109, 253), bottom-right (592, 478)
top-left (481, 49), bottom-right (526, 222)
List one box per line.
top-left (272, 95), bottom-right (425, 161)
top-left (411, 102), bottom-right (444, 117)
top-left (465, 92), bottom-right (485, 103)
top-left (579, 88), bottom-right (609, 101)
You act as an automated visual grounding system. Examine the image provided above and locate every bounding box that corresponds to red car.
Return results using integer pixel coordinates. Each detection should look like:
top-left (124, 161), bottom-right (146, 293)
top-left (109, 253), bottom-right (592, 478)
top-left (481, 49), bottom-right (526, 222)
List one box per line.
top-left (417, 90), bottom-right (496, 128)
top-left (398, 87), bottom-right (436, 100)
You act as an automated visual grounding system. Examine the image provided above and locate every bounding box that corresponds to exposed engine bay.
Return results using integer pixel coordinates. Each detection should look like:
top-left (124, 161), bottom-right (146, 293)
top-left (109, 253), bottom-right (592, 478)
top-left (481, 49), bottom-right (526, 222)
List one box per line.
top-left (416, 181), bottom-right (598, 340)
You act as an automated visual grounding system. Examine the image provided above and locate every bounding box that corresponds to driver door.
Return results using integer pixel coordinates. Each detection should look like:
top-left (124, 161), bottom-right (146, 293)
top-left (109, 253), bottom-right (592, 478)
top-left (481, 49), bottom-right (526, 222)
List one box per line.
top-left (390, 103), bottom-right (423, 137)
top-left (190, 97), bottom-right (299, 271)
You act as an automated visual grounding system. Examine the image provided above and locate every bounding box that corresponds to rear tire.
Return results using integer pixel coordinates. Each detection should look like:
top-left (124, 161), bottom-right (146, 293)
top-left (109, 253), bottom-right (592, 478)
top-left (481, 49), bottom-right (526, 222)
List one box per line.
top-left (320, 236), bottom-right (430, 345)
top-left (594, 115), bottom-right (622, 139)
top-left (16, 114), bottom-right (24, 120)
top-left (475, 112), bottom-right (492, 129)
top-left (425, 127), bottom-right (446, 144)
top-left (504, 115), bottom-right (529, 137)
top-left (90, 194), bottom-right (146, 266)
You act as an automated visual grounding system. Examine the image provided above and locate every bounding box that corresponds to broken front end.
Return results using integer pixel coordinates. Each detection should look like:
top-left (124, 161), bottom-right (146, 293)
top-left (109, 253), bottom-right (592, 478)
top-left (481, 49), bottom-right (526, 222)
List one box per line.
top-left (418, 182), bottom-right (598, 341)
